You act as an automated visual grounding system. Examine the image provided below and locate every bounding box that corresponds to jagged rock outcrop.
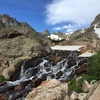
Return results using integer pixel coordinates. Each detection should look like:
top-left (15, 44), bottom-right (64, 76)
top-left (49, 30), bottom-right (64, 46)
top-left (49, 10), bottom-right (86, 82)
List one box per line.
top-left (91, 13), bottom-right (100, 28)
top-left (43, 29), bottom-right (50, 37)
top-left (0, 14), bottom-right (33, 30)
top-left (25, 79), bottom-right (68, 100)
top-left (53, 31), bottom-right (66, 39)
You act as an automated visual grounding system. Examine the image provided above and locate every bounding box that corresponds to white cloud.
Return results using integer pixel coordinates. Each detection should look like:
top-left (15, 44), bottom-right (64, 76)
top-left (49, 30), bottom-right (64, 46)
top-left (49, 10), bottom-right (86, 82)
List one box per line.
top-left (66, 29), bottom-right (73, 33)
top-left (45, 0), bottom-right (100, 28)
top-left (52, 24), bottom-right (80, 32)
top-left (53, 26), bottom-right (62, 31)
top-left (62, 24), bottom-right (73, 29)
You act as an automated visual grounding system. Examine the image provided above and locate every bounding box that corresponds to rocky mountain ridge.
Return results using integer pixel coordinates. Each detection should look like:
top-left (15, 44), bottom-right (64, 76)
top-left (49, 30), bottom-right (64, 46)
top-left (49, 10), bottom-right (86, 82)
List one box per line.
top-left (0, 14), bottom-right (33, 31)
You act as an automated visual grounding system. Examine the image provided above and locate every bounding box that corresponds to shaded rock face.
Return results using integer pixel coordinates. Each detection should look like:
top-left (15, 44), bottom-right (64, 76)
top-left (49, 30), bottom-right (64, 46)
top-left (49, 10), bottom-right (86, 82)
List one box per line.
top-left (25, 79), bottom-right (68, 100)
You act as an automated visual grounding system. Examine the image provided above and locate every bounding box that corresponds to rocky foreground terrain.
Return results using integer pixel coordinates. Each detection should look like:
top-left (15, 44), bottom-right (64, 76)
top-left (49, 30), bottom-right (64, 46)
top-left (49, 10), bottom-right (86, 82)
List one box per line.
top-left (25, 79), bottom-right (100, 100)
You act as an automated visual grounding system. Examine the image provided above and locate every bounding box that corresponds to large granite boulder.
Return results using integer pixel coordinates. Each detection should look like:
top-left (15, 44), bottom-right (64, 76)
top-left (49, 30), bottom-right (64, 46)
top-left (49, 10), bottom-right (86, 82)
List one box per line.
top-left (25, 79), bottom-right (68, 100)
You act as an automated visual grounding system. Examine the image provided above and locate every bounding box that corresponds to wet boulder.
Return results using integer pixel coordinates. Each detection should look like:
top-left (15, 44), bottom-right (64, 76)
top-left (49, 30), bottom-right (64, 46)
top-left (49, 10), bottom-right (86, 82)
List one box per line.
top-left (75, 63), bottom-right (87, 75)
top-left (53, 56), bottom-right (62, 65)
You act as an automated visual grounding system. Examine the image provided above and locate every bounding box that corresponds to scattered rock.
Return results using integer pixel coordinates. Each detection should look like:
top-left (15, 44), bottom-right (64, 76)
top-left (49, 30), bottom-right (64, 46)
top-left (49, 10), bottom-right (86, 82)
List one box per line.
top-left (78, 93), bottom-right (87, 100)
top-left (75, 63), bottom-right (87, 75)
top-left (14, 85), bottom-right (23, 91)
top-left (70, 91), bottom-right (78, 100)
top-left (53, 56), bottom-right (62, 65)
top-left (56, 71), bottom-right (63, 79)
top-left (68, 57), bottom-right (76, 68)
top-left (0, 93), bottom-right (10, 100)
top-left (64, 95), bottom-right (70, 100)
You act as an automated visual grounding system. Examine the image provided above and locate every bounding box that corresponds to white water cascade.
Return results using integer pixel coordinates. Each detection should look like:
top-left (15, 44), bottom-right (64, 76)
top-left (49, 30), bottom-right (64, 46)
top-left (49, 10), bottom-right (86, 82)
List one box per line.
top-left (0, 51), bottom-right (88, 100)
top-left (8, 52), bottom-right (87, 86)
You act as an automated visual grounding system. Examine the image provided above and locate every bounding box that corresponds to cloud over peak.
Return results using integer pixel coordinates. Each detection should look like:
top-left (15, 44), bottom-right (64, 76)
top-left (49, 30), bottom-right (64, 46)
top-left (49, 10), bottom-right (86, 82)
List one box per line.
top-left (45, 0), bottom-right (100, 28)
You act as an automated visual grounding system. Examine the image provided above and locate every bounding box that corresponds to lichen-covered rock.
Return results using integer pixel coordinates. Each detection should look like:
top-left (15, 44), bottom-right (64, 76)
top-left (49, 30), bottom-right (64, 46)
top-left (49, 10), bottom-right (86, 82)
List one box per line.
top-left (25, 79), bottom-right (68, 100)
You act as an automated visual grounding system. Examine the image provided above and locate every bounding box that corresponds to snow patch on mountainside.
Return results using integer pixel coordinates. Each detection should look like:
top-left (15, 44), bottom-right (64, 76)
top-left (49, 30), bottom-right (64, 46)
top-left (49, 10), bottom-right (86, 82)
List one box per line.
top-left (48, 34), bottom-right (63, 41)
top-left (51, 45), bottom-right (84, 51)
top-left (94, 24), bottom-right (100, 38)
top-left (78, 51), bottom-right (94, 57)
top-left (81, 28), bottom-right (85, 33)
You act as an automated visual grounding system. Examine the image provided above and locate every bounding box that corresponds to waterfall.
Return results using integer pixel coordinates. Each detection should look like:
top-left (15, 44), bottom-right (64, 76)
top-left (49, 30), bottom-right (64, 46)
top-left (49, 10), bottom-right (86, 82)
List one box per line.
top-left (19, 61), bottom-right (25, 80)
top-left (0, 51), bottom-right (88, 100)
top-left (8, 51), bottom-right (87, 85)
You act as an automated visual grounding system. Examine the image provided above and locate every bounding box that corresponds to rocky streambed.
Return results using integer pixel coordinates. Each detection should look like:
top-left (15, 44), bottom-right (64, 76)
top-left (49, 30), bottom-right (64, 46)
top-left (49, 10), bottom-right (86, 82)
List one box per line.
top-left (0, 50), bottom-right (88, 100)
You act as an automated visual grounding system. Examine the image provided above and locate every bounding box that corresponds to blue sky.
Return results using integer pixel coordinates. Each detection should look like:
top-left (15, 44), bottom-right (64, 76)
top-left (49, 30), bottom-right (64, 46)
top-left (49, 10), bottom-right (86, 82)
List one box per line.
top-left (0, 0), bottom-right (100, 33)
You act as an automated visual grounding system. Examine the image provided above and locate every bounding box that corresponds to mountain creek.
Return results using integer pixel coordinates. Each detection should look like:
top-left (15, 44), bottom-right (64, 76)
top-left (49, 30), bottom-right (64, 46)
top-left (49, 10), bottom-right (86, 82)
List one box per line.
top-left (0, 50), bottom-right (88, 100)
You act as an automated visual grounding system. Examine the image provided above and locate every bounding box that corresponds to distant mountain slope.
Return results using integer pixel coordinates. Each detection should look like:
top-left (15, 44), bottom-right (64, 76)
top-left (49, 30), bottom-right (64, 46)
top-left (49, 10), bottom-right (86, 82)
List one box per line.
top-left (68, 14), bottom-right (100, 42)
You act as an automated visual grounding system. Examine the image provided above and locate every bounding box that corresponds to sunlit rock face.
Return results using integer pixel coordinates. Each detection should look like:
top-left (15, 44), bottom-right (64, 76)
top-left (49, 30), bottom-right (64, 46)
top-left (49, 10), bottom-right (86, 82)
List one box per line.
top-left (25, 79), bottom-right (68, 100)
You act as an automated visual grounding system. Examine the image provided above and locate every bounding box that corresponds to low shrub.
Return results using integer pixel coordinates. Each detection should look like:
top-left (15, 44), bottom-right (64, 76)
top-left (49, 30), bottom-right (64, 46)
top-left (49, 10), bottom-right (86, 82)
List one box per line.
top-left (0, 76), bottom-right (7, 82)
top-left (69, 74), bottom-right (97, 93)
top-left (87, 52), bottom-right (100, 80)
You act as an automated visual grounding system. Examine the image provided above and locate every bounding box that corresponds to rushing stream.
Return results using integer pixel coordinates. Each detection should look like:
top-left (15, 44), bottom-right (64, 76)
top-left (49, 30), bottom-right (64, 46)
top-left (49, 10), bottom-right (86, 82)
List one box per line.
top-left (0, 50), bottom-right (88, 100)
